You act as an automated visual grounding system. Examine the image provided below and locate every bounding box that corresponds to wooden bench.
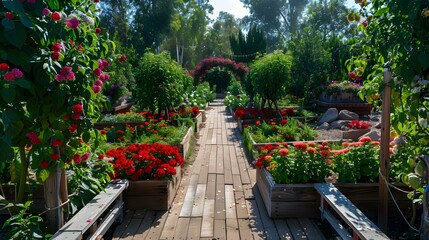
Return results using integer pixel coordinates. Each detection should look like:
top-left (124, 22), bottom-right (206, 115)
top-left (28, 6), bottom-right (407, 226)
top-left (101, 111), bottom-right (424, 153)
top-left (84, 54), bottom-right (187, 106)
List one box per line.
top-left (314, 183), bottom-right (389, 240)
top-left (51, 180), bottom-right (128, 240)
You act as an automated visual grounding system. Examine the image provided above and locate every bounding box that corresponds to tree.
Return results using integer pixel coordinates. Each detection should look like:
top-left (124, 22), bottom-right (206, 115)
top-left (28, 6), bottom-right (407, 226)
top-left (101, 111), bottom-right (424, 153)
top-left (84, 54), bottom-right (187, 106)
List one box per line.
top-left (99, 0), bottom-right (133, 46)
top-left (230, 25), bottom-right (266, 63)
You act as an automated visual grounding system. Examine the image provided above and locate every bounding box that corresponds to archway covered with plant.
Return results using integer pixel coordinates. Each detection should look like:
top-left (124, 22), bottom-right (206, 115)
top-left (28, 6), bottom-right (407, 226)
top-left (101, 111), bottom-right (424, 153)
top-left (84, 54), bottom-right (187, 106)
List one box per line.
top-left (192, 57), bottom-right (249, 93)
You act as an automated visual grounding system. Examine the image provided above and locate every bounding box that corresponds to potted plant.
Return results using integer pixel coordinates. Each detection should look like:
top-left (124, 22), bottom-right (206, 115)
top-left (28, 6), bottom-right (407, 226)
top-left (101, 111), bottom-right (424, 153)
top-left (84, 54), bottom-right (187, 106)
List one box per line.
top-left (106, 143), bottom-right (184, 210)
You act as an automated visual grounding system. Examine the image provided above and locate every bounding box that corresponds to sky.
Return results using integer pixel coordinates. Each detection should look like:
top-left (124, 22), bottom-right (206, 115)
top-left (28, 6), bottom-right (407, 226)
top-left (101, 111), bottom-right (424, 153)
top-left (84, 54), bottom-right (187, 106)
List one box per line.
top-left (209, 0), bottom-right (358, 20)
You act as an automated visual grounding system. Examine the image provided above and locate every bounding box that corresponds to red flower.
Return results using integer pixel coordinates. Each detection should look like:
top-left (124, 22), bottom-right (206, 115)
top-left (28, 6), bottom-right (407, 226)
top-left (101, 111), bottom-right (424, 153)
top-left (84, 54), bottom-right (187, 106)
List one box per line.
top-left (348, 72), bottom-right (356, 79)
top-left (119, 55), bottom-right (127, 62)
top-left (68, 124), bottom-right (78, 133)
top-left (72, 103), bottom-right (83, 114)
top-left (51, 139), bottom-right (62, 147)
top-left (51, 52), bottom-right (60, 61)
top-left (95, 28), bottom-right (102, 34)
top-left (5, 12), bottom-right (14, 20)
top-left (98, 154), bottom-right (105, 160)
top-left (51, 12), bottom-right (61, 21)
top-left (256, 120), bottom-right (261, 126)
top-left (93, 68), bottom-right (102, 77)
top-left (359, 136), bottom-right (372, 143)
top-left (0, 63), bottom-right (9, 72)
top-left (100, 130), bottom-right (106, 134)
top-left (279, 148), bottom-right (289, 156)
top-left (81, 153), bottom-right (90, 161)
top-left (40, 161), bottom-right (49, 169)
top-left (3, 72), bottom-right (15, 81)
top-left (280, 119), bottom-right (287, 125)
top-left (26, 132), bottom-right (41, 145)
top-left (71, 113), bottom-right (82, 120)
top-left (307, 147), bottom-right (316, 154)
top-left (51, 43), bottom-right (62, 52)
top-left (94, 0), bottom-right (100, 2)
top-left (73, 154), bottom-right (82, 164)
top-left (51, 153), bottom-right (59, 160)
top-left (293, 142), bottom-right (307, 151)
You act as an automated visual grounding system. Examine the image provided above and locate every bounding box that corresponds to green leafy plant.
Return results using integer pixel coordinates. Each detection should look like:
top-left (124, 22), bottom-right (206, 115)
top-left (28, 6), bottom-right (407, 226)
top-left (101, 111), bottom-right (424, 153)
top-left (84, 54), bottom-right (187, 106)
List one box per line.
top-left (99, 112), bottom-right (146, 123)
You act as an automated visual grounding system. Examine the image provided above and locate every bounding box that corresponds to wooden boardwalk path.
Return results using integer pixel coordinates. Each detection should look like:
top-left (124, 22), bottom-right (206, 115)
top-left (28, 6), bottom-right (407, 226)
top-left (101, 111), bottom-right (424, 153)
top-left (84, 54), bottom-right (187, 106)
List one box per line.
top-left (112, 101), bottom-right (327, 240)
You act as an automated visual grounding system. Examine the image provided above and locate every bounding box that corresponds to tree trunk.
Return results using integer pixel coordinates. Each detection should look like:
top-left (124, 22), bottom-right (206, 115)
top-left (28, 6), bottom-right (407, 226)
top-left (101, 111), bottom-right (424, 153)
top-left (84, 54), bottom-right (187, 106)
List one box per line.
top-left (44, 165), bottom-right (66, 233)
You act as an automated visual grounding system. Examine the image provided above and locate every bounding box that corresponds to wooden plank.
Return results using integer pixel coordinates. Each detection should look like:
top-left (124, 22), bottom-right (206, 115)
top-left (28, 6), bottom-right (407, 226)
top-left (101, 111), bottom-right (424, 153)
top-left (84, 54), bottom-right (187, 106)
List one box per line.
top-left (191, 184), bottom-right (207, 217)
top-left (247, 199), bottom-right (265, 239)
top-left (223, 146), bottom-right (233, 184)
top-left (274, 219), bottom-right (293, 240)
top-left (201, 199), bottom-right (215, 237)
top-left (226, 218), bottom-right (240, 240)
top-left (214, 219), bottom-right (227, 239)
top-left (235, 191), bottom-right (249, 219)
top-left (298, 218), bottom-right (326, 240)
top-left (206, 128), bottom-right (214, 145)
top-left (187, 217), bottom-right (202, 239)
top-left (237, 218), bottom-right (254, 240)
top-left (252, 185), bottom-right (280, 240)
top-left (205, 173), bottom-right (216, 200)
top-left (216, 146), bottom-right (224, 174)
top-left (215, 174), bottom-right (226, 220)
top-left (225, 185), bottom-right (237, 219)
top-left (179, 175), bottom-right (198, 217)
top-left (112, 211), bottom-right (135, 239)
top-left (172, 217), bottom-right (190, 240)
top-left (208, 145), bottom-right (217, 174)
top-left (120, 218), bottom-right (142, 240)
top-left (314, 183), bottom-right (389, 240)
top-left (229, 145), bottom-right (240, 175)
top-left (243, 183), bottom-right (254, 200)
top-left (236, 147), bottom-right (251, 185)
top-left (143, 211), bottom-right (169, 240)
top-left (287, 219), bottom-right (307, 239)
top-left (132, 210), bottom-right (156, 239)
top-left (233, 174), bottom-right (243, 192)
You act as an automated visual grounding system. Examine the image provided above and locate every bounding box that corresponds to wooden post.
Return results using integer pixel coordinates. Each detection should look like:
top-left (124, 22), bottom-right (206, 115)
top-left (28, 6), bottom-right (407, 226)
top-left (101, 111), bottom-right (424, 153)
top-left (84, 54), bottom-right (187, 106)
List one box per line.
top-left (44, 165), bottom-right (65, 232)
top-left (378, 68), bottom-right (392, 232)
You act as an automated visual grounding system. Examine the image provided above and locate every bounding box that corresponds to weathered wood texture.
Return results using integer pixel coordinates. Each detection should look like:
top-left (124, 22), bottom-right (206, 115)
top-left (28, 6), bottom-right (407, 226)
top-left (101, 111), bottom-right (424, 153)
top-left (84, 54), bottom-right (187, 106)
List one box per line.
top-left (114, 102), bottom-right (330, 239)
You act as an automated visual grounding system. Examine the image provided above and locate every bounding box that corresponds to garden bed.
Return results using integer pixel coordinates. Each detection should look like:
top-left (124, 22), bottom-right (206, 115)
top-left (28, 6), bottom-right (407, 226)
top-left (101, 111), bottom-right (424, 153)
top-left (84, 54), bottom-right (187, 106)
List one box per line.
top-left (176, 126), bottom-right (193, 160)
top-left (193, 112), bottom-right (203, 133)
top-left (236, 116), bottom-right (318, 133)
top-left (315, 100), bottom-right (372, 115)
top-left (124, 166), bottom-right (181, 210)
top-left (256, 168), bottom-right (412, 218)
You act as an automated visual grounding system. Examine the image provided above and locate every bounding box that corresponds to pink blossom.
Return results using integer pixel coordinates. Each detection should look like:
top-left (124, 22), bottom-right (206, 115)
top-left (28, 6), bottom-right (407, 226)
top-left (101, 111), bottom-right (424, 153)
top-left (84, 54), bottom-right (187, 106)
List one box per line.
top-left (94, 79), bottom-right (103, 86)
top-left (11, 68), bottom-right (23, 78)
top-left (73, 154), bottom-right (82, 164)
top-left (81, 153), bottom-right (90, 161)
top-left (99, 73), bottom-right (110, 81)
top-left (26, 132), bottom-right (42, 145)
top-left (56, 66), bottom-right (75, 82)
top-left (51, 42), bottom-right (62, 52)
top-left (65, 17), bottom-right (80, 29)
top-left (42, 8), bottom-right (51, 16)
top-left (93, 68), bottom-right (102, 76)
top-left (27, 0), bottom-right (36, 3)
top-left (98, 59), bottom-right (109, 69)
top-left (92, 85), bottom-right (101, 93)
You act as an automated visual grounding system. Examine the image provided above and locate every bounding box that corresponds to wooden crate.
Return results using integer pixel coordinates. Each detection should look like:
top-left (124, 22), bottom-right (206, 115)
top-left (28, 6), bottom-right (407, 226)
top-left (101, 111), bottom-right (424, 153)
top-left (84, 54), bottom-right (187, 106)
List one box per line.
top-left (124, 166), bottom-right (181, 210)
top-left (193, 112), bottom-right (203, 133)
top-left (256, 168), bottom-right (412, 218)
top-left (176, 127), bottom-right (193, 161)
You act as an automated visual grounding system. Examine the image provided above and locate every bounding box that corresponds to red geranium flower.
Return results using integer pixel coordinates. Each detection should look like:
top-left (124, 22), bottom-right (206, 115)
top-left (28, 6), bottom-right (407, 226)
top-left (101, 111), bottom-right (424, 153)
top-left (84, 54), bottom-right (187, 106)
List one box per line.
top-left (51, 12), bottom-right (61, 21)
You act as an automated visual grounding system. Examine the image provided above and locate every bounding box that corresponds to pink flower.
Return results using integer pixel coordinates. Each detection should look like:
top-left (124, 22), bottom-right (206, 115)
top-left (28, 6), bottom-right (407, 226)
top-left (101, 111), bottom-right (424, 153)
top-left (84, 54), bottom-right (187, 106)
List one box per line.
top-left (98, 60), bottom-right (109, 69)
top-left (42, 8), bottom-right (51, 16)
top-left (73, 154), bottom-right (82, 164)
top-left (81, 153), bottom-right (90, 161)
top-left (348, 72), bottom-right (356, 79)
top-left (11, 68), bottom-right (23, 78)
top-left (119, 55), bottom-right (126, 62)
top-left (94, 79), bottom-right (103, 86)
top-left (92, 85), bottom-right (101, 93)
top-left (99, 73), bottom-right (110, 81)
top-left (93, 68), bottom-right (102, 77)
top-left (26, 132), bottom-right (42, 145)
top-left (65, 17), bottom-right (80, 29)
top-left (56, 66), bottom-right (75, 82)
top-left (51, 43), bottom-right (62, 52)
top-left (51, 52), bottom-right (61, 61)
top-left (27, 0), bottom-right (36, 3)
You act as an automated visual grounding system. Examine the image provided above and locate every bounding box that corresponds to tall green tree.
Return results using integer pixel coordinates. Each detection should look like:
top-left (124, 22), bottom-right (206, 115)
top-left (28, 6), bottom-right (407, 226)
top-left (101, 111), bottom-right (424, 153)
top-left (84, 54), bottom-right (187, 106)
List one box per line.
top-left (99, 0), bottom-right (133, 46)
top-left (229, 25), bottom-right (266, 62)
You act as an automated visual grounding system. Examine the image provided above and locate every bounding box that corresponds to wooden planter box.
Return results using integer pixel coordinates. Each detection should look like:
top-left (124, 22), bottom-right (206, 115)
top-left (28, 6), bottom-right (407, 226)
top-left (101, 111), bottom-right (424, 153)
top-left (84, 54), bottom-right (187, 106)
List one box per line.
top-left (124, 166), bottom-right (181, 210)
top-left (237, 116), bottom-right (319, 133)
top-left (175, 127), bottom-right (193, 160)
top-left (200, 110), bottom-right (207, 122)
top-left (256, 168), bottom-right (412, 218)
top-left (315, 100), bottom-right (372, 115)
top-left (193, 112), bottom-right (203, 133)
top-left (342, 128), bottom-right (371, 141)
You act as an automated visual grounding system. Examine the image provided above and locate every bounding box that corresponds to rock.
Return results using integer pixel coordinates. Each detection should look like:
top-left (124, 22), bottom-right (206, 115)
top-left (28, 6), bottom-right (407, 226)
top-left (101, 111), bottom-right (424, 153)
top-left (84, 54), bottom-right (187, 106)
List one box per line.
top-left (338, 110), bottom-right (359, 120)
top-left (318, 108), bottom-right (338, 125)
top-left (375, 122), bottom-right (382, 129)
top-left (316, 122), bottom-right (330, 130)
top-left (370, 116), bottom-right (380, 122)
top-left (359, 130), bottom-right (381, 141)
top-left (330, 120), bottom-right (351, 130)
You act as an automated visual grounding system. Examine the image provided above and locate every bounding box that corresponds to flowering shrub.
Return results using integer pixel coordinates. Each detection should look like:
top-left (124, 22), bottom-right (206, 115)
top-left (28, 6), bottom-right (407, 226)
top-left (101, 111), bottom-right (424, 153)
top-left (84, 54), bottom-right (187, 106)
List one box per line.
top-left (193, 57), bottom-right (250, 83)
top-left (244, 118), bottom-right (318, 143)
top-left (347, 120), bottom-right (371, 129)
top-left (182, 82), bottom-right (215, 110)
top-left (324, 80), bottom-right (363, 95)
top-left (254, 137), bottom-right (405, 184)
top-left (99, 112), bottom-right (146, 123)
top-left (234, 107), bottom-right (296, 120)
top-left (106, 143), bottom-right (184, 181)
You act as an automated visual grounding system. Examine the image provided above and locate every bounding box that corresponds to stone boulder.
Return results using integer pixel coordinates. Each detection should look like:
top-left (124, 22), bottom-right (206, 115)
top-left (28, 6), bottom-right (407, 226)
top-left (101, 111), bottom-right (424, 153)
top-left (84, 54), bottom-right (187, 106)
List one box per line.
top-left (338, 110), bottom-right (359, 120)
top-left (330, 120), bottom-right (351, 130)
top-left (318, 108), bottom-right (338, 125)
top-left (316, 122), bottom-right (330, 130)
top-left (359, 130), bottom-right (381, 141)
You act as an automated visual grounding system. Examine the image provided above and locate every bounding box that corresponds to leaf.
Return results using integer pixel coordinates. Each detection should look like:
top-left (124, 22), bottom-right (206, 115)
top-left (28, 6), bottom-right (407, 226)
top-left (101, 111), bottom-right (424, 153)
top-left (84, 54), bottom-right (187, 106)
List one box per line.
top-left (26, 97), bottom-right (39, 117)
top-left (5, 23), bottom-right (27, 49)
top-left (2, 111), bottom-right (24, 138)
top-left (82, 131), bottom-right (91, 143)
top-left (7, 48), bottom-right (29, 66)
top-left (19, 14), bottom-right (34, 29)
top-left (418, 54), bottom-right (429, 70)
top-left (11, 79), bottom-right (33, 90)
top-left (1, 87), bottom-right (16, 103)
top-left (36, 169), bottom-right (50, 183)
top-left (47, 0), bottom-right (60, 10)
top-left (374, 7), bottom-right (389, 16)
top-left (2, 18), bottom-right (15, 30)
top-left (3, 0), bottom-right (25, 14)
top-left (0, 138), bottom-right (13, 162)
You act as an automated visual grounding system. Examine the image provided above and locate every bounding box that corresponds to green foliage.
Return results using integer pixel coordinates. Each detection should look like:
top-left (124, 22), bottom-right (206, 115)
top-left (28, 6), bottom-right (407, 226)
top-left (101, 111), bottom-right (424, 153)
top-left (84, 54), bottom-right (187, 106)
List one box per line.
top-left (133, 52), bottom-right (190, 112)
top-left (202, 67), bottom-right (232, 93)
top-left (224, 78), bottom-right (249, 110)
top-left (100, 112), bottom-right (146, 123)
top-left (184, 82), bottom-right (215, 110)
top-left (229, 26), bottom-right (266, 63)
top-left (1, 201), bottom-right (49, 240)
top-left (250, 51), bottom-right (293, 104)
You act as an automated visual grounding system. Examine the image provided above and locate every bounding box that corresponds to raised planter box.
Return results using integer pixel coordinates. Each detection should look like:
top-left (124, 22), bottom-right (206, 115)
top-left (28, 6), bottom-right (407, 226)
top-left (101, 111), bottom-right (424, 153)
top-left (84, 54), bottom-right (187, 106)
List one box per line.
top-left (237, 116), bottom-right (318, 133)
top-left (256, 168), bottom-right (411, 218)
top-left (315, 100), bottom-right (372, 115)
top-left (124, 166), bottom-right (181, 210)
top-left (193, 112), bottom-right (203, 133)
top-left (342, 128), bottom-right (371, 141)
top-left (93, 121), bottom-right (143, 130)
top-left (200, 110), bottom-right (207, 122)
top-left (176, 127), bottom-right (193, 160)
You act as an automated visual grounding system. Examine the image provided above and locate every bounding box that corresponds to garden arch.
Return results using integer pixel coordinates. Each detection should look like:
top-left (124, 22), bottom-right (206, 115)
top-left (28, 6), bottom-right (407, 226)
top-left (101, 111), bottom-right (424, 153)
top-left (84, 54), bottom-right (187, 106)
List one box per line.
top-left (193, 57), bottom-right (249, 87)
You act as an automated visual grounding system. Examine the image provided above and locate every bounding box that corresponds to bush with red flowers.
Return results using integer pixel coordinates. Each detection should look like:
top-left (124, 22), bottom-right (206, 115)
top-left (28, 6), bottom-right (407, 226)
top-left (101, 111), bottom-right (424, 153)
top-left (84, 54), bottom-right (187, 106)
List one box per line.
top-left (106, 143), bottom-right (184, 181)
top-left (347, 120), bottom-right (371, 129)
top-left (234, 107), bottom-right (297, 120)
